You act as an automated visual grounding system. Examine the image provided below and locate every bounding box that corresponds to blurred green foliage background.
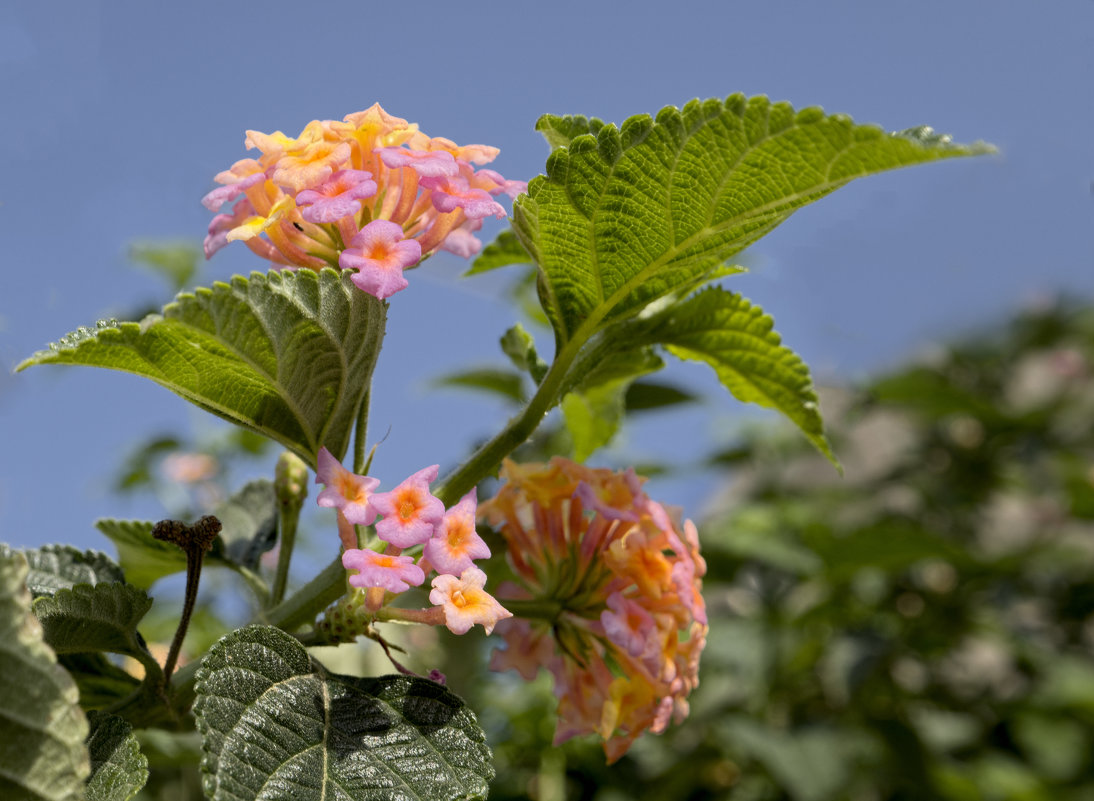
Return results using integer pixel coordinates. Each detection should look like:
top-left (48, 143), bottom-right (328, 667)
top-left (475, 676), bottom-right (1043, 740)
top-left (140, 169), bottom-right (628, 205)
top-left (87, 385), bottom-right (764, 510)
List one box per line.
top-left (123, 288), bottom-right (1094, 800)
top-left (474, 300), bottom-right (1094, 800)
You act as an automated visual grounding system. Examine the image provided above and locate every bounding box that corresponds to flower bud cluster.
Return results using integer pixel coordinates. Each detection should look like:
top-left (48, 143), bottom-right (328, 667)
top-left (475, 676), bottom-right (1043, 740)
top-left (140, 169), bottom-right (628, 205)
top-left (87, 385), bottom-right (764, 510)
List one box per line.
top-left (203, 104), bottom-right (526, 299)
top-left (314, 447), bottom-right (510, 637)
top-left (480, 457), bottom-right (707, 762)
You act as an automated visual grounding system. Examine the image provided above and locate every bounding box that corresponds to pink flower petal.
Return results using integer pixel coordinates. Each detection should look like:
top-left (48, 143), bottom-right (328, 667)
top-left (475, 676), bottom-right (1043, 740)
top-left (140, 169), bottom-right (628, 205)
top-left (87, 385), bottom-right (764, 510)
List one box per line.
top-left (339, 219), bottom-right (422, 300)
top-left (343, 548), bottom-right (425, 593)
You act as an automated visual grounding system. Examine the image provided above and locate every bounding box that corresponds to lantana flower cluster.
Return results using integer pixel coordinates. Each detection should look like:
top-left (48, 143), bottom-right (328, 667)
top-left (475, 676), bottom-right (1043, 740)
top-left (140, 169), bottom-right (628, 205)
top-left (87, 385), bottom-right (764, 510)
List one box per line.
top-left (202, 104), bottom-right (525, 299)
top-left (314, 447), bottom-right (511, 637)
top-left (480, 457), bottom-right (708, 762)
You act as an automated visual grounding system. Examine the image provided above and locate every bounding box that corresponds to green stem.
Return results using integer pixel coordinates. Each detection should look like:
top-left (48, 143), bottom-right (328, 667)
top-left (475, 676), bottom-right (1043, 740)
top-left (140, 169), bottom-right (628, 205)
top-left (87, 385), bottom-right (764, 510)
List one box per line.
top-left (262, 555), bottom-right (348, 631)
top-left (499, 598), bottom-right (564, 622)
top-left (270, 506), bottom-right (299, 606)
top-left (435, 334), bottom-right (585, 506)
top-left (353, 386), bottom-right (371, 474)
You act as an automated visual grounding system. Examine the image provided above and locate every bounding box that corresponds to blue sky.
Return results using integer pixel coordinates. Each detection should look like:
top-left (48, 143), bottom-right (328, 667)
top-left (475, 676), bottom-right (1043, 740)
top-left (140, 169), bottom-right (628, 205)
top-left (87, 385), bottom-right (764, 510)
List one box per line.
top-left (2, 1), bottom-right (1092, 558)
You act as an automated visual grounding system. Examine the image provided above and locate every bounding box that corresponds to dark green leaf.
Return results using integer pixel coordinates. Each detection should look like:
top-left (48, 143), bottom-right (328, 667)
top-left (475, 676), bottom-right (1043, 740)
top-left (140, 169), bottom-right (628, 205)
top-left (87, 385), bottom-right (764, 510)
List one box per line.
top-left (18, 268), bottom-right (388, 467)
top-left (434, 368), bottom-right (527, 405)
top-left (514, 95), bottom-right (993, 348)
top-left (32, 584), bottom-right (159, 675)
top-left (0, 551), bottom-right (89, 801)
top-left (86, 712), bottom-right (149, 801)
top-left (465, 229), bottom-right (534, 275)
top-left (195, 625), bottom-right (493, 801)
top-left (59, 653), bottom-right (143, 712)
top-left (213, 479), bottom-right (277, 571)
top-left (624, 379), bottom-right (699, 412)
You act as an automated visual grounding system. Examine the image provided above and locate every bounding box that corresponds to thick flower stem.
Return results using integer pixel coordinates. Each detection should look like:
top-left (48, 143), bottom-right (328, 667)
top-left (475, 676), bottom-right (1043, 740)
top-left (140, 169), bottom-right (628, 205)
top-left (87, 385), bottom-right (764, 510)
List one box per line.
top-left (434, 334), bottom-right (586, 507)
top-left (262, 555), bottom-right (348, 631)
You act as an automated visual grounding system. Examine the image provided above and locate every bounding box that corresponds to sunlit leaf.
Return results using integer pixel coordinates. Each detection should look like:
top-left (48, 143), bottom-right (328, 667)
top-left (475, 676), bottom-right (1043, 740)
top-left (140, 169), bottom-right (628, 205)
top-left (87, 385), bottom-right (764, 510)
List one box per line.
top-left (644, 287), bottom-right (833, 461)
top-left (0, 551), bottom-right (89, 801)
top-left (86, 712), bottom-right (148, 801)
top-left (194, 625), bottom-right (493, 801)
top-left (514, 94), bottom-right (993, 348)
top-left (5, 544), bottom-right (127, 597)
top-left (18, 268), bottom-right (387, 467)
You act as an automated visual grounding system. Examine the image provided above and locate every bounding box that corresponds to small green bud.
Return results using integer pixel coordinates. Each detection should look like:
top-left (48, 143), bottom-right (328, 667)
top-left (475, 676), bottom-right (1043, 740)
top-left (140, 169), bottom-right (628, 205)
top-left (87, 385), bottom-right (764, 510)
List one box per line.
top-left (275, 451), bottom-right (309, 511)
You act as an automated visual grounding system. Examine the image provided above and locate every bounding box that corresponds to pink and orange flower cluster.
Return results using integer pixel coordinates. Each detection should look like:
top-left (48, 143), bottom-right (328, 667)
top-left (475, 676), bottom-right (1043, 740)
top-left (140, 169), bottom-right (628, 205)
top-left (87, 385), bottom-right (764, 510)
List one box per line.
top-left (203, 104), bottom-right (525, 299)
top-left (480, 457), bottom-right (707, 762)
top-left (315, 447), bottom-right (510, 636)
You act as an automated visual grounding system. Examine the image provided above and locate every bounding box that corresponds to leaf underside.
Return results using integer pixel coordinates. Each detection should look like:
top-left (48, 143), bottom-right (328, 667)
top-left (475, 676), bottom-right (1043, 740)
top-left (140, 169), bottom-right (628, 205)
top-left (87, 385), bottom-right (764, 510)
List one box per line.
top-left (195, 625), bottom-right (493, 801)
top-left (18, 268), bottom-right (387, 467)
top-left (0, 552), bottom-right (89, 801)
top-left (85, 712), bottom-right (149, 801)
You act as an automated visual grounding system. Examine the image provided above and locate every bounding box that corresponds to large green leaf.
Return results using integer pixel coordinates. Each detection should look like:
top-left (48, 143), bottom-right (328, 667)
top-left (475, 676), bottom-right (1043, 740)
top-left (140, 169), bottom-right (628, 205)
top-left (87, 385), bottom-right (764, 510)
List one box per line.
top-left (85, 712), bottom-right (148, 801)
top-left (17, 268), bottom-right (387, 466)
top-left (514, 94), bottom-right (993, 347)
top-left (0, 551), bottom-right (89, 801)
top-left (194, 625), bottom-right (493, 801)
top-left (32, 583), bottom-right (162, 685)
top-left (642, 287), bottom-right (833, 460)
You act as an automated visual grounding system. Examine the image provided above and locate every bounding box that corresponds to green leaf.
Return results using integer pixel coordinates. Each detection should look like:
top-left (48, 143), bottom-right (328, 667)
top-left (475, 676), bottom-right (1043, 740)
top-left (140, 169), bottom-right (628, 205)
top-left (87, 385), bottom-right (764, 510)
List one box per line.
top-left (644, 287), bottom-right (834, 461)
top-left (0, 551), bottom-right (90, 801)
top-left (434, 368), bottom-right (527, 405)
top-left (500, 323), bottom-right (549, 384)
top-left (535, 113), bottom-right (606, 150)
top-left (194, 625), bottom-right (494, 801)
top-left (85, 712), bottom-right (148, 801)
top-left (624, 379), bottom-right (699, 412)
top-left (561, 348), bottom-right (663, 460)
top-left (128, 241), bottom-right (201, 293)
top-left (213, 479), bottom-right (277, 572)
top-left (18, 268), bottom-right (387, 467)
top-left (59, 653), bottom-right (143, 712)
top-left (6, 545), bottom-right (127, 597)
top-left (32, 583), bottom-right (162, 685)
top-left (514, 94), bottom-right (993, 348)
top-left (465, 229), bottom-right (534, 275)
top-left (95, 520), bottom-right (191, 590)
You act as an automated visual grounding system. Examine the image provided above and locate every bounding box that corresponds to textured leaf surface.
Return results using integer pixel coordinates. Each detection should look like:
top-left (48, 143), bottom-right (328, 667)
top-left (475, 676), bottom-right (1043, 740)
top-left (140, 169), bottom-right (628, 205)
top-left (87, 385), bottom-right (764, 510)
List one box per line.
top-left (86, 712), bottom-right (148, 801)
top-left (535, 113), bottom-right (606, 149)
top-left (0, 551), bottom-right (89, 801)
top-left (195, 625), bottom-right (493, 801)
top-left (18, 268), bottom-right (387, 466)
top-left (514, 94), bottom-right (993, 347)
top-left (3, 544), bottom-right (126, 597)
top-left (644, 287), bottom-right (833, 461)
top-left (33, 583), bottom-right (157, 670)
